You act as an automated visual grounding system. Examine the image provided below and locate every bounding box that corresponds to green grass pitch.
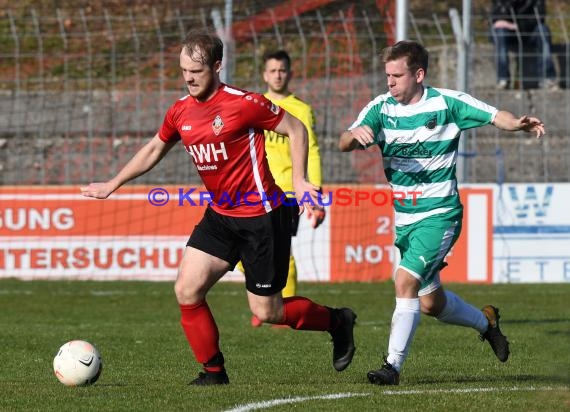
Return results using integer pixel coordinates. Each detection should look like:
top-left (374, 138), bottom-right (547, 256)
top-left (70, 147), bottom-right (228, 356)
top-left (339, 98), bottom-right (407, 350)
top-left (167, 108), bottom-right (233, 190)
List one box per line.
top-left (1, 279), bottom-right (569, 411)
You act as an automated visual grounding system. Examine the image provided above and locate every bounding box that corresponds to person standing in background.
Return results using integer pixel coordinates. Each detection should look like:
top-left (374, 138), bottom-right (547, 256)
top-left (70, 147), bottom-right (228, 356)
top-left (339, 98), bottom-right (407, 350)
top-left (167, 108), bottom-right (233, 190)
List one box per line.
top-left (490, 0), bottom-right (558, 90)
top-left (237, 50), bottom-right (325, 328)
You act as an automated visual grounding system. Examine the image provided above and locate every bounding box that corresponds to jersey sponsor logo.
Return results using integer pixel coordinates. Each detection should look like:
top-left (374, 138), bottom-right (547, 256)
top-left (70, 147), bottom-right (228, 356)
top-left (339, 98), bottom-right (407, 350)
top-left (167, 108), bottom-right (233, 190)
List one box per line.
top-left (387, 117), bottom-right (398, 127)
top-left (184, 142), bottom-right (228, 165)
top-left (212, 115), bottom-right (224, 136)
top-left (196, 164), bottom-right (218, 171)
top-left (397, 140), bottom-right (432, 157)
top-left (401, 146), bottom-right (432, 157)
top-left (181, 125), bottom-right (192, 131)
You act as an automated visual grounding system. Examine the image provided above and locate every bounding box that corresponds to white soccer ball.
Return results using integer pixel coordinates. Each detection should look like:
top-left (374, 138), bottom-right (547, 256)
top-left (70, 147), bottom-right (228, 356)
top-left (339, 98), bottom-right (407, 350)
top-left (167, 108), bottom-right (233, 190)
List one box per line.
top-left (53, 340), bottom-right (102, 386)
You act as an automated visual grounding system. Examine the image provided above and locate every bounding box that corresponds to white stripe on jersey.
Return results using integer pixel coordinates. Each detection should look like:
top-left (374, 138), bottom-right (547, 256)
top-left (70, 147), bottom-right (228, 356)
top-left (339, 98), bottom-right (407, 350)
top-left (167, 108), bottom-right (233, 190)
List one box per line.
top-left (248, 127), bottom-right (273, 212)
top-left (437, 87), bottom-right (498, 114)
top-left (382, 93), bottom-right (449, 117)
top-left (395, 207), bottom-right (454, 227)
top-left (223, 85), bottom-right (246, 95)
top-left (391, 179), bottom-right (457, 199)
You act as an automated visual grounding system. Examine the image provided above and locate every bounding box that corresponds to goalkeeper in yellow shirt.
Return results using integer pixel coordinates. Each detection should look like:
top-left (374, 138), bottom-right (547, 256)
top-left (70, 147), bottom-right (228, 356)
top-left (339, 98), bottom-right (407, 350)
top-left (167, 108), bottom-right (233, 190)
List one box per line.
top-left (238, 49), bottom-right (324, 327)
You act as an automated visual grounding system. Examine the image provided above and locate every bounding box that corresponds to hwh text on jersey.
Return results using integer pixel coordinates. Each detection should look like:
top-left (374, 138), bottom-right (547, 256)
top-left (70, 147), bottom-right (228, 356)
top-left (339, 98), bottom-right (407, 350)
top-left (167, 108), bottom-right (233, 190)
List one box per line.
top-left (184, 142), bottom-right (228, 164)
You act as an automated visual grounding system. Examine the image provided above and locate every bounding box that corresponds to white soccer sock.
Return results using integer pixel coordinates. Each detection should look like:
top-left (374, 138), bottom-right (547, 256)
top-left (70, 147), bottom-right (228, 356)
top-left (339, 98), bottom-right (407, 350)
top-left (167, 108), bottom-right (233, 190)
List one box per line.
top-left (436, 290), bottom-right (488, 333)
top-left (386, 297), bottom-right (420, 373)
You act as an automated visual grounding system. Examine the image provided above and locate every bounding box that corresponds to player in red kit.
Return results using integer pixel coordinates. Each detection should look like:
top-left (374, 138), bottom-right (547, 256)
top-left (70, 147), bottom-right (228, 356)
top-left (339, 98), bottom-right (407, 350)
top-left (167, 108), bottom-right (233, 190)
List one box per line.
top-left (80, 29), bottom-right (356, 385)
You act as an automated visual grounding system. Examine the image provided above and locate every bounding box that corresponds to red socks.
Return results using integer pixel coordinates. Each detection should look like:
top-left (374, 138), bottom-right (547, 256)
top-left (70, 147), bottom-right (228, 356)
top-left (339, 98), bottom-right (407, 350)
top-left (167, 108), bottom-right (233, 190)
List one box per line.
top-left (180, 301), bottom-right (223, 372)
top-left (281, 296), bottom-right (332, 331)
top-left (180, 297), bottom-right (333, 372)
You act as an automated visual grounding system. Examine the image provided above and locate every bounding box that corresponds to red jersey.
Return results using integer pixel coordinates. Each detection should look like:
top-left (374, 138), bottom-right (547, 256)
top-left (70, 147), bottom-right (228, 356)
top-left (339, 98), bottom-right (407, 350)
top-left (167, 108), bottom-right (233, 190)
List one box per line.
top-left (159, 84), bottom-right (286, 217)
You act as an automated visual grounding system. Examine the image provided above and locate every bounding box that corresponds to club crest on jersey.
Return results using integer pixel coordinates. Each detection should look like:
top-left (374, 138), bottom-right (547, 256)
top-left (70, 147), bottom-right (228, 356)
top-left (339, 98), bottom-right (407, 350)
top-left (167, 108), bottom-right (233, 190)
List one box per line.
top-left (212, 114), bottom-right (224, 136)
top-left (425, 117), bottom-right (437, 130)
top-left (269, 103), bottom-right (280, 115)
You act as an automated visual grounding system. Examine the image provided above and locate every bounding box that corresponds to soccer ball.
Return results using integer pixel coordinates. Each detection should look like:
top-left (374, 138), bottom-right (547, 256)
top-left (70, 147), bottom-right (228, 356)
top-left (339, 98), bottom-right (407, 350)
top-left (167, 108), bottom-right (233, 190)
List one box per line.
top-left (53, 340), bottom-right (102, 386)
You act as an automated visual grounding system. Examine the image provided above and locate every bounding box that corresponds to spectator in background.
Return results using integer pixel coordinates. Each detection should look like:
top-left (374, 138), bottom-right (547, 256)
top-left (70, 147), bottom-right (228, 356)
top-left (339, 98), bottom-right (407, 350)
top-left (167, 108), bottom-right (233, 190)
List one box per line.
top-left (490, 0), bottom-right (558, 90)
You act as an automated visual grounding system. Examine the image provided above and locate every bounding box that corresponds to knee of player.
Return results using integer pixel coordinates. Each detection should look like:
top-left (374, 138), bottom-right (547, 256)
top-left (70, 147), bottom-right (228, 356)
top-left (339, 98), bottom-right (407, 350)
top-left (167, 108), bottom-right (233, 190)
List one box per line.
top-left (421, 299), bottom-right (442, 316)
top-left (394, 269), bottom-right (420, 297)
top-left (252, 307), bottom-right (281, 323)
top-left (174, 278), bottom-right (203, 305)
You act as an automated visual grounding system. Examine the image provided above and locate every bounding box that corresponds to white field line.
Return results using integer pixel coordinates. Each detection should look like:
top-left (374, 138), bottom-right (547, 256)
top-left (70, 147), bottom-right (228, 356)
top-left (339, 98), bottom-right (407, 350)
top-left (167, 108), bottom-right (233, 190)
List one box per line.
top-left (225, 386), bottom-right (568, 412)
top-left (379, 385), bottom-right (568, 395)
top-left (225, 392), bottom-right (370, 412)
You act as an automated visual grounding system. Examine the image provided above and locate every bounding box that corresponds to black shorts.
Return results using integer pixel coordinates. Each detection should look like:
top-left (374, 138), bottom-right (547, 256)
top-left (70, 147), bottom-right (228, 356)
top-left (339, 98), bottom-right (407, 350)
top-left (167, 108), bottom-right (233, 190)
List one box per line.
top-left (186, 204), bottom-right (300, 296)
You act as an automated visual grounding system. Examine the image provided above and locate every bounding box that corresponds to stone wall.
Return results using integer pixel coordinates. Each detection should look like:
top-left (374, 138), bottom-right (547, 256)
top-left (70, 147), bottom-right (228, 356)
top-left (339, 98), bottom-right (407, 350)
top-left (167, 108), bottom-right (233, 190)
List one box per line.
top-left (1, 44), bottom-right (568, 185)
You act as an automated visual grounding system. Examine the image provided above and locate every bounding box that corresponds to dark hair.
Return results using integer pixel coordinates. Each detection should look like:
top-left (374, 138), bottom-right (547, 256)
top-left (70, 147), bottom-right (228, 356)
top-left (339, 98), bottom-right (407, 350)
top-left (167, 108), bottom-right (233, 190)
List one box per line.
top-left (262, 49), bottom-right (291, 70)
top-left (381, 40), bottom-right (429, 75)
top-left (182, 29), bottom-right (223, 68)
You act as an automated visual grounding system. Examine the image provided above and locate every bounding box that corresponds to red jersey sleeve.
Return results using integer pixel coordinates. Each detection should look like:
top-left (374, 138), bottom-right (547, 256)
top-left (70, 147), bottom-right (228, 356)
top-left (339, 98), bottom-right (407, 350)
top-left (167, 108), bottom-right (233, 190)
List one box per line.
top-left (239, 92), bottom-right (285, 131)
top-left (158, 101), bottom-right (183, 143)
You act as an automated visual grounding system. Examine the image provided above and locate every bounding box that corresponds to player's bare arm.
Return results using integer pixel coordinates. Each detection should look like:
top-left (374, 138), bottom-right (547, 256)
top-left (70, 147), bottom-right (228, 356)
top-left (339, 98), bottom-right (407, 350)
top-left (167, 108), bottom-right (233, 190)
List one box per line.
top-left (493, 110), bottom-right (546, 139)
top-left (273, 110), bottom-right (320, 212)
top-left (339, 125), bottom-right (375, 152)
top-left (80, 134), bottom-right (176, 199)
top-left (306, 108), bottom-right (325, 228)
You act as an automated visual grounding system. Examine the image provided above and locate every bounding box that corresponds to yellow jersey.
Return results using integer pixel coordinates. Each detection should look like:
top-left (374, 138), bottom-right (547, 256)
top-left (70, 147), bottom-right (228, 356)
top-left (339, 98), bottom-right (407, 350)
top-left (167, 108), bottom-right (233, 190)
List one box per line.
top-left (263, 93), bottom-right (322, 193)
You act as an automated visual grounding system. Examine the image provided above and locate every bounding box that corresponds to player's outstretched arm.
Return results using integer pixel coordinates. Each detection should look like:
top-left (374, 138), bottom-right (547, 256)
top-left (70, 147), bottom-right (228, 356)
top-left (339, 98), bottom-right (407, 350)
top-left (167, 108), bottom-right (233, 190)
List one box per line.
top-left (493, 110), bottom-right (546, 139)
top-left (80, 134), bottom-right (176, 199)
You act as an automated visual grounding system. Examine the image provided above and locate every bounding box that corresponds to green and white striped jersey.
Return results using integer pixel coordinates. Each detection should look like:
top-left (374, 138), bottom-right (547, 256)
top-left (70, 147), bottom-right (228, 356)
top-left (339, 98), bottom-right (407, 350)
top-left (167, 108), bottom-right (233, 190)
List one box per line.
top-left (349, 86), bottom-right (498, 227)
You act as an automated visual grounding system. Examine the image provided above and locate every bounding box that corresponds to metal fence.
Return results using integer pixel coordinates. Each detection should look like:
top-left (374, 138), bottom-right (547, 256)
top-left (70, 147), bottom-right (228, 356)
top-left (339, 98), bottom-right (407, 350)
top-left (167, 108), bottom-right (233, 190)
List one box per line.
top-left (1, 3), bottom-right (569, 186)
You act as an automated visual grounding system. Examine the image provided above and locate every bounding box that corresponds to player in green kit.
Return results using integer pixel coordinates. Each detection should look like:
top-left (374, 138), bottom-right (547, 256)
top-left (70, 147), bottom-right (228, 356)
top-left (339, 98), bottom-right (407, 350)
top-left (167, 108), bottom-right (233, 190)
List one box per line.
top-left (339, 40), bottom-right (546, 385)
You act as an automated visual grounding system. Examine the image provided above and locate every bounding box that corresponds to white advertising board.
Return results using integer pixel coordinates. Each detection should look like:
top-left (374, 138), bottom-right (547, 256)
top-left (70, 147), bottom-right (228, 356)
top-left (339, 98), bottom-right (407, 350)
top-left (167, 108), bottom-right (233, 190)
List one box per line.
top-left (493, 183), bottom-right (570, 283)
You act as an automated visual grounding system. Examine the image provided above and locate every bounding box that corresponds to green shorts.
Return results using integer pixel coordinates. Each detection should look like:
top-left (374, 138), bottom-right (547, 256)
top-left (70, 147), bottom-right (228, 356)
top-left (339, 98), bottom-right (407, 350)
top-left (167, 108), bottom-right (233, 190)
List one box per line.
top-left (395, 212), bottom-right (462, 294)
